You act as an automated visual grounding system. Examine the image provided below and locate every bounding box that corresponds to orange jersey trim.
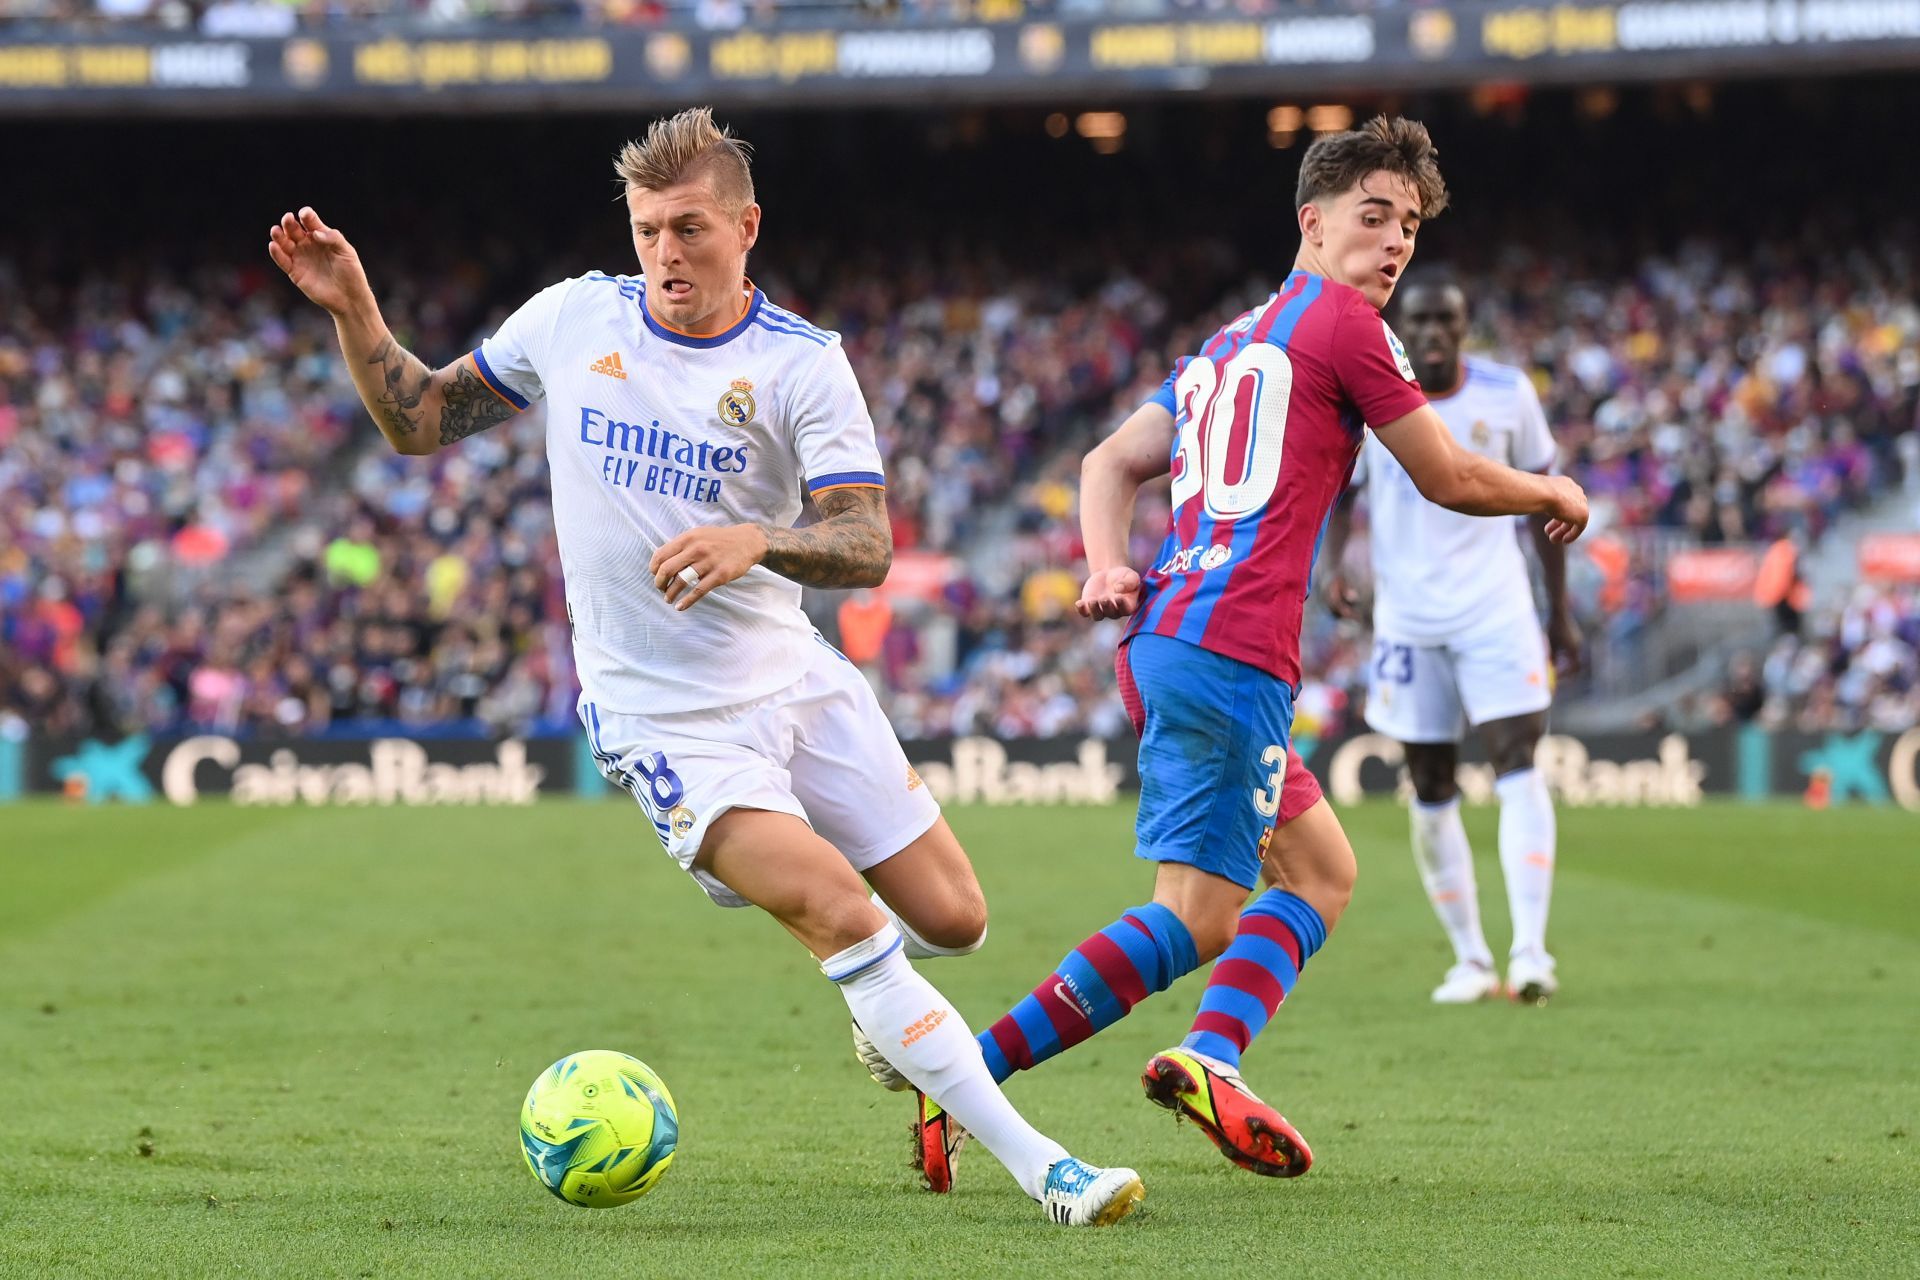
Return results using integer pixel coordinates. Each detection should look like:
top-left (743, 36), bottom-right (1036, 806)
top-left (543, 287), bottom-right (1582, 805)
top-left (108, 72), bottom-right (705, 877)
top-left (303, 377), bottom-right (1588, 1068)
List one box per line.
top-left (644, 281), bottom-right (756, 339)
top-left (809, 482), bottom-right (887, 496)
top-left (466, 352), bottom-right (520, 408)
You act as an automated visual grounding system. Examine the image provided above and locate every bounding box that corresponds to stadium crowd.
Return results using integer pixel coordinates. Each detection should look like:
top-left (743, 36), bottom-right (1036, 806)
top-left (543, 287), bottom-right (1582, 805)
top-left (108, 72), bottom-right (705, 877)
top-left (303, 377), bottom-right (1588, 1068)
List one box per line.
top-left (1700, 584), bottom-right (1920, 734)
top-left (5, 160), bottom-right (1919, 742)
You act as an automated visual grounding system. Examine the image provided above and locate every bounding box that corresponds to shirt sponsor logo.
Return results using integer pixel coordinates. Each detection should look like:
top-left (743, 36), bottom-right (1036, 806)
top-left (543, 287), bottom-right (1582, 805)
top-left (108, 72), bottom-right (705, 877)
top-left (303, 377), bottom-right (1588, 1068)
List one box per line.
top-left (578, 405), bottom-right (748, 504)
top-left (1156, 542), bottom-right (1233, 574)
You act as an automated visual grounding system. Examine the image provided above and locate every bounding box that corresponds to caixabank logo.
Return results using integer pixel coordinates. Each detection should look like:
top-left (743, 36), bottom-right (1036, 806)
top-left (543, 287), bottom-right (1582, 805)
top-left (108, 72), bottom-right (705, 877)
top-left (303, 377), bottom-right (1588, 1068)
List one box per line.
top-left (51, 735), bottom-right (155, 804)
top-left (159, 737), bottom-right (546, 806)
top-left (22, 735), bottom-right (561, 807)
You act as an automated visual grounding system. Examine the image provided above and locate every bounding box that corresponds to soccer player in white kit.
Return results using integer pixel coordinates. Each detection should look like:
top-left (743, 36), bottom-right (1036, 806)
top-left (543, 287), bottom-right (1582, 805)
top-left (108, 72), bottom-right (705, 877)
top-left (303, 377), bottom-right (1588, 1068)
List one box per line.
top-left (267, 107), bottom-right (1143, 1226)
top-left (1324, 273), bottom-right (1581, 1005)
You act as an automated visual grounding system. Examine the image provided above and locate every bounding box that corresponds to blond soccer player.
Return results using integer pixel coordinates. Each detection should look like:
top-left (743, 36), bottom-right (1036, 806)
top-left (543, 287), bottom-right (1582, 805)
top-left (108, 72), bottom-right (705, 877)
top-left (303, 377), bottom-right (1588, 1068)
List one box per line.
top-left (269, 107), bottom-right (1142, 1226)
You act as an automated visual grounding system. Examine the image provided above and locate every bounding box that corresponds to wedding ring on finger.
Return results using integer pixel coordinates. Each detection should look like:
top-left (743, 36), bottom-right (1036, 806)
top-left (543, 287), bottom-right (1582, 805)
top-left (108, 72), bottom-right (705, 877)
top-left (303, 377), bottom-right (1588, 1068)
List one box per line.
top-left (677, 566), bottom-right (700, 589)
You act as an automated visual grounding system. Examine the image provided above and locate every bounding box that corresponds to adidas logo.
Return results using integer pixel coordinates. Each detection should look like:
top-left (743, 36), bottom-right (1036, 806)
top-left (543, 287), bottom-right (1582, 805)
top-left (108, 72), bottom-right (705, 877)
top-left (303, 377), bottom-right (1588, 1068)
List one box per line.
top-left (589, 352), bottom-right (627, 379)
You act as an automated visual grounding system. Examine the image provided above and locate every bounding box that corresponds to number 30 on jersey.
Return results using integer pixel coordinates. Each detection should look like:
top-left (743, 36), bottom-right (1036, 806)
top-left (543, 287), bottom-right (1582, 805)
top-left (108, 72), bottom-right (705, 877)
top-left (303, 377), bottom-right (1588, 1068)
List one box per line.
top-left (1169, 343), bottom-right (1295, 521)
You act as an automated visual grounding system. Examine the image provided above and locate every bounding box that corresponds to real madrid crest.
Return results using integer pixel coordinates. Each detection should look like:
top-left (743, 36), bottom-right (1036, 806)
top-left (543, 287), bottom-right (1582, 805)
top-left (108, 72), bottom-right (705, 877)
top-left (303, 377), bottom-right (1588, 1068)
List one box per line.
top-left (1471, 421), bottom-right (1491, 448)
top-left (666, 805), bottom-right (697, 839)
top-left (718, 378), bottom-right (756, 427)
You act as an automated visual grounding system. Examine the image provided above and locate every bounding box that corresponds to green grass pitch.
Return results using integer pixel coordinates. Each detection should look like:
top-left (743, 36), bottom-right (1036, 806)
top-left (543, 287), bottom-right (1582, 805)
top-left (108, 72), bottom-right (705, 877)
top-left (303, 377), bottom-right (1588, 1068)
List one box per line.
top-left (1, 799), bottom-right (1915, 1278)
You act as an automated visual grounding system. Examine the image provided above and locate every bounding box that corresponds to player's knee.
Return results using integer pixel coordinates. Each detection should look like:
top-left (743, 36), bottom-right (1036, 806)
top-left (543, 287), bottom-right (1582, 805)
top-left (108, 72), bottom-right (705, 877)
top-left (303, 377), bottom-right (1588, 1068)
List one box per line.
top-left (1184, 909), bottom-right (1241, 965)
top-left (802, 891), bottom-right (893, 960)
top-left (916, 894), bottom-right (988, 954)
top-left (1303, 858), bottom-right (1356, 929)
top-left (1408, 764), bottom-right (1457, 805)
top-left (1488, 739), bottom-right (1539, 778)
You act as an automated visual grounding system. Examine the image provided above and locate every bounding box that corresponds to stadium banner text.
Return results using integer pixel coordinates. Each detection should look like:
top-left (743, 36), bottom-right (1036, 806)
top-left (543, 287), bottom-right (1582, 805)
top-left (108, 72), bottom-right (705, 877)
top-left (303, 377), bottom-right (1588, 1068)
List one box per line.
top-left (4, 0), bottom-right (1919, 112)
top-left (13, 725), bottom-right (1920, 810)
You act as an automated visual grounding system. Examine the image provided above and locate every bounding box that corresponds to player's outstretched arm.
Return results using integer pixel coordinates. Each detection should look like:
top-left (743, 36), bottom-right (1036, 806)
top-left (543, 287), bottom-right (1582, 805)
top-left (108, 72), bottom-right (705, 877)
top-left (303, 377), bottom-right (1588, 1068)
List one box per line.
top-left (1077, 402), bottom-right (1175, 619)
top-left (1373, 404), bottom-right (1589, 543)
top-left (267, 207), bottom-right (518, 456)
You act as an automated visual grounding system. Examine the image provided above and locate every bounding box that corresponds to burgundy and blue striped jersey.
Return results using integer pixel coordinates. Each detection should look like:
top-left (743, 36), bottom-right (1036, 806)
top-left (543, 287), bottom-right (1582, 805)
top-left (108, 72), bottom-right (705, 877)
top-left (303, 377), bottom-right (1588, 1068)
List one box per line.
top-left (1124, 270), bottom-right (1428, 687)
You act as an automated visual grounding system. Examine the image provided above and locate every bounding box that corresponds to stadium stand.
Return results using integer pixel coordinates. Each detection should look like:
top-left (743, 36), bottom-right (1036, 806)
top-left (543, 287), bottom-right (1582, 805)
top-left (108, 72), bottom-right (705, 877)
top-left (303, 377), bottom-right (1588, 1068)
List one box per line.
top-left (4, 96), bottom-right (1917, 739)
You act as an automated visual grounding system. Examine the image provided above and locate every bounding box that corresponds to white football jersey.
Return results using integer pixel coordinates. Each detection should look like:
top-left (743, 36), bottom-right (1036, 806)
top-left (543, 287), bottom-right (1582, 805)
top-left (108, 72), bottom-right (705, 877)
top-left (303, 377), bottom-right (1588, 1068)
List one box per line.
top-left (1354, 355), bottom-right (1557, 645)
top-left (473, 274), bottom-right (885, 715)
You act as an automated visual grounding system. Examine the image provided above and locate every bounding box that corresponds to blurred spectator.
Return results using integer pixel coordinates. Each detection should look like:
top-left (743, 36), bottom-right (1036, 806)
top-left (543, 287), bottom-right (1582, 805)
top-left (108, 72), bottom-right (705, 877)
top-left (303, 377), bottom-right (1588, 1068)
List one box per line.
top-left (1753, 531), bottom-right (1810, 638)
top-left (1721, 586), bottom-right (1920, 732)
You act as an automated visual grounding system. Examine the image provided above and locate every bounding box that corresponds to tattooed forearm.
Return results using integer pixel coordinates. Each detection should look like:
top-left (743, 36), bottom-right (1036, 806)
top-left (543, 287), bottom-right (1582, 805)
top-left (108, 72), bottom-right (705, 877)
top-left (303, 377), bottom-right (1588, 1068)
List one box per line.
top-left (758, 487), bottom-right (892, 589)
top-left (365, 337), bottom-right (431, 440)
top-left (437, 364), bottom-right (519, 446)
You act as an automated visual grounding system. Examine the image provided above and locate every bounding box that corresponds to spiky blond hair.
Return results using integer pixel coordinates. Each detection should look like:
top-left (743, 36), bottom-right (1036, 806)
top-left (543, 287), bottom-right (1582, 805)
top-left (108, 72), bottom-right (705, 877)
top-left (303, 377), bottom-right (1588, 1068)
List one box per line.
top-left (614, 106), bottom-right (755, 213)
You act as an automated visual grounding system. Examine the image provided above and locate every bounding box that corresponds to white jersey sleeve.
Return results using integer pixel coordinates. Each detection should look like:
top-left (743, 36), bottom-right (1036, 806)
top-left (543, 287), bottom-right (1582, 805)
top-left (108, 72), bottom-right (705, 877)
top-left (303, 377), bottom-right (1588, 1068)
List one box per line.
top-left (1511, 372), bottom-right (1557, 473)
top-left (473, 279), bottom-right (574, 410)
top-left (786, 341), bottom-right (887, 498)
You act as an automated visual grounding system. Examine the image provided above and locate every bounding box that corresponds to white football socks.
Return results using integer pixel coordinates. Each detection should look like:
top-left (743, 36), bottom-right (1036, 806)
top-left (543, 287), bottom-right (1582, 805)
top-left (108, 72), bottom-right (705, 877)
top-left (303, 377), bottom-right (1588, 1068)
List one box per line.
top-left (868, 891), bottom-right (986, 960)
top-left (1410, 796), bottom-right (1495, 968)
top-left (1495, 768), bottom-right (1556, 961)
top-left (823, 925), bottom-right (1066, 1199)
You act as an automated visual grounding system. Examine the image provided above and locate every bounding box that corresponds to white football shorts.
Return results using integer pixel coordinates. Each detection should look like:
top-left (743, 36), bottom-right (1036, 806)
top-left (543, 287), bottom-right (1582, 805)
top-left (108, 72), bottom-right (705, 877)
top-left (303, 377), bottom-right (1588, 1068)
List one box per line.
top-left (1363, 615), bottom-right (1553, 744)
top-left (578, 636), bottom-right (941, 908)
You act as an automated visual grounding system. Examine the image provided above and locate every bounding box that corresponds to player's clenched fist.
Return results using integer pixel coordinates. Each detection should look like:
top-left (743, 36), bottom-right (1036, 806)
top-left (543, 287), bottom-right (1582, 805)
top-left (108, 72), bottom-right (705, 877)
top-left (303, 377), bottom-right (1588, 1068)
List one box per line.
top-left (651, 524), bottom-right (770, 612)
top-left (1077, 566), bottom-right (1143, 620)
top-left (1540, 475), bottom-right (1590, 545)
top-left (267, 207), bottom-right (375, 319)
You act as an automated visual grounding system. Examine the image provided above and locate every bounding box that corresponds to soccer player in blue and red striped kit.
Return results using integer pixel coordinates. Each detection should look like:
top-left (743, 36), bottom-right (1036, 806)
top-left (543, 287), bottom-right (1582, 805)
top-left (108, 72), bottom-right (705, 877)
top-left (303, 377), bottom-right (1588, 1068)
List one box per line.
top-left (861, 117), bottom-right (1590, 1187)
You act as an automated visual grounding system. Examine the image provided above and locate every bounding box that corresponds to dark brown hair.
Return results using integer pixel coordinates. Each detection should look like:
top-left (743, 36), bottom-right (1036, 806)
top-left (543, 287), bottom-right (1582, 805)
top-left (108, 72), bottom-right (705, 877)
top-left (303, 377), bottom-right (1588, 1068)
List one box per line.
top-left (1294, 116), bottom-right (1449, 220)
top-left (615, 106), bottom-right (755, 213)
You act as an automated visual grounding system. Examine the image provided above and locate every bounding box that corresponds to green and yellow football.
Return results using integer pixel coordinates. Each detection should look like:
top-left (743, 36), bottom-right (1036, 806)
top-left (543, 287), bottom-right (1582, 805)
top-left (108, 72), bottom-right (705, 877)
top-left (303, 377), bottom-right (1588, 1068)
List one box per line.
top-left (519, 1050), bottom-right (679, 1207)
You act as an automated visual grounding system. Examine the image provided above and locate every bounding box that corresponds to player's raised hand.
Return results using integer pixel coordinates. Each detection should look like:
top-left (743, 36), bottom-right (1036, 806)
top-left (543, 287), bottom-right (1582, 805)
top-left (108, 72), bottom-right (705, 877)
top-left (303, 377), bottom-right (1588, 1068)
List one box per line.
top-left (267, 207), bottom-right (374, 318)
top-left (1541, 475), bottom-right (1589, 544)
top-left (652, 524), bottom-right (770, 611)
top-left (1077, 566), bottom-right (1142, 620)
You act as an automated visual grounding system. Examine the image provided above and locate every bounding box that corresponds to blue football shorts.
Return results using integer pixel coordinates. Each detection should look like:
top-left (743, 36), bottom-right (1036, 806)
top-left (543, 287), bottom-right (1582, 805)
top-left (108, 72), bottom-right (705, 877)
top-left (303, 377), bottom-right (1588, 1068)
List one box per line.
top-left (1116, 632), bottom-right (1297, 890)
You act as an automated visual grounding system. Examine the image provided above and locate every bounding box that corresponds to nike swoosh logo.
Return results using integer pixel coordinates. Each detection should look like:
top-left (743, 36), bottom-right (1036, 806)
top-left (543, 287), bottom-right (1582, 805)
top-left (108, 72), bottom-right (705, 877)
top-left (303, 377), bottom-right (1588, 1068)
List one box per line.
top-left (1053, 982), bottom-right (1088, 1020)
